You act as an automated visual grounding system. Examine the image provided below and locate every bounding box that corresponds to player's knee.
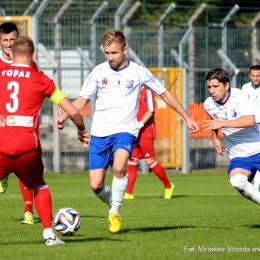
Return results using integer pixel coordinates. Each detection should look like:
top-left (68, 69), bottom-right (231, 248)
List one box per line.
top-left (90, 183), bottom-right (103, 193)
top-left (230, 174), bottom-right (248, 192)
top-left (112, 165), bottom-right (125, 177)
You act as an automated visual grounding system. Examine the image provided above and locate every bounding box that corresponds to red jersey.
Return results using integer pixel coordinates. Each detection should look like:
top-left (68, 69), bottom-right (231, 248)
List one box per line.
top-left (0, 50), bottom-right (40, 70)
top-left (0, 64), bottom-right (57, 154)
top-left (137, 87), bottom-right (156, 139)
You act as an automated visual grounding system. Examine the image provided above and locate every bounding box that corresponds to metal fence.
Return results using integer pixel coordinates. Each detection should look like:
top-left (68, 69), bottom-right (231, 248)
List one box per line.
top-left (1, 0), bottom-right (260, 172)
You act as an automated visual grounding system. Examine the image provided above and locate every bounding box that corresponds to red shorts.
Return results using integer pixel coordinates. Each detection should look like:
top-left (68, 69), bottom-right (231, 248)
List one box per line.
top-left (0, 148), bottom-right (45, 190)
top-left (131, 138), bottom-right (155, 159)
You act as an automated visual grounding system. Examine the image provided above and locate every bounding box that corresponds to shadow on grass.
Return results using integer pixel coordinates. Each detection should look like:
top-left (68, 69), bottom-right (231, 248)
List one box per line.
top-left (0, 235), bottom-right (126, 245)
top-left (129, 194), bottom-right (188, 199)
top-left (244, 224), bottom-right (260, 229)
top-left (121, 225), bottom-right (194, 233)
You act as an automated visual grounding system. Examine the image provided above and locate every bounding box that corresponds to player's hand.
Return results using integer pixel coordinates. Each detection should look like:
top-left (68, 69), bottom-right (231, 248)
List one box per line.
top-left (55, 116), bottom-right (67, 130)
top-left (202, 118), bottom-right (223, 131)
top-left (186, 118), bottom-right (199, 134)
top-left (77, 132), bottom-right (90, 149)
top-left (212, 138), bottom-right (225, 156)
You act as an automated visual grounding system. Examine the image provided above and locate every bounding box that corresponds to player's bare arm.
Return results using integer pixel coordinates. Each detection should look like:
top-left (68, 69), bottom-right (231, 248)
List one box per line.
top-left (202, 115), bottom-right (255, 131)
top-left (56, 97), bottom-right (85, 132)
top-left (159, 89), bottom-right (199, 133)
top-left (211, 129), bottom-right (225, 156)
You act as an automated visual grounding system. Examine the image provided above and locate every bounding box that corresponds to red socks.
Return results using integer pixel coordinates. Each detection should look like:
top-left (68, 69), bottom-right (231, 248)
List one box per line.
top-left (34, 186), bottom-right (53, 228)
top-left (149, 161), bottom-right (171, 189)
top-left (126, 160), bottom-right (138, 194)
top-left (19, 179), bottom-right (34, 214)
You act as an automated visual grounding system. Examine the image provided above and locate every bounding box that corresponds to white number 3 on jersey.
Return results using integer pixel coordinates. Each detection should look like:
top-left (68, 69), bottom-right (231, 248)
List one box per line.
top-left (6, 81), bottom-right (19, 113)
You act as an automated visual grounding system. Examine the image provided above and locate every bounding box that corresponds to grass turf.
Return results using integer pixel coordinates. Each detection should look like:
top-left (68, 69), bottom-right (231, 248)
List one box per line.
top-left (0, 170), bottom-right (260, 260)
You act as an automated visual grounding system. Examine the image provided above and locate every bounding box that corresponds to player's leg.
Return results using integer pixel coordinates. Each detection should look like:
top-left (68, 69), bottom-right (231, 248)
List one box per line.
top-left (19, 179), bottom-right (34, 224)
top-left (14, 149), bottom-right (64, 246)
top-left (253, 171), bottom-right (260, 189)
top-left (230, 172), bottom-right (260, 204)
top-left (0, 176), bottom-right (9, 194)
top-left (141, 138), bottom-right (175, 199)
top-left (88, 135), bottom-right (112, 207)
top-left (125, 144), bottom-right (141, 199)
top-left (229, 156), bottom-right (260, 204)
top-left (0, 154), bottom-right (12, 194)
top-left (124, 159), bottom-right (138, 199)
top-left (108, 133), bottom-right (136, 233)
top-left (108, 148), bottom-right (129, 233)
top-left (89, 168), bottom-right (111, 206)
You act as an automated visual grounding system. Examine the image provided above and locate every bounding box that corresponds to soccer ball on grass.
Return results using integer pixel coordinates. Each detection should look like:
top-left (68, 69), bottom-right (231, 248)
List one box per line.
top-left (53, 207), bottom-right (81, 236)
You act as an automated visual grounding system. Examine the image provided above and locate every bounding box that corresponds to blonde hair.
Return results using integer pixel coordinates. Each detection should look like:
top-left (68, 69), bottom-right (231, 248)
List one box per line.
top-left (101, 28), bottom-right (126, 49)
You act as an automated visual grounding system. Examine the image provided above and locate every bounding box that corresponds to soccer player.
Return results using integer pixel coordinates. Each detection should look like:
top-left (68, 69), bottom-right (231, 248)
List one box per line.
top-left (203, 68), bottom-right (260, 205)
top-left (55, 28), bottom-right (199, 234)
top-left (0, 21), bottom-right (39, 225)
top-left (241, 65), bottom-right (260, 190)
top-left (0, 36), bottom-right (89, 245)
top-left (124, 86), bottom-right (175, 200)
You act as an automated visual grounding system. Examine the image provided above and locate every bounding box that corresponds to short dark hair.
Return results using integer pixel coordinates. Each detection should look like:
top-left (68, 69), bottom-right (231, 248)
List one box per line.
top-left (0, 22), bottom-right (19, 36)
top-left (249, 65), bottom-right (260, 74)
top-left (205, 68), bottom-right (230, 84)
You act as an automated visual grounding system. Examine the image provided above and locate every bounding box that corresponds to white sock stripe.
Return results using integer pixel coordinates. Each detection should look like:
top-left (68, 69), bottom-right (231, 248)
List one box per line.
top-left (128, 160), bottom-right (138, 166)
top-left (149, 161), bottom-right (158, 168)
top-left (34, 184), bottom-right (49, 193)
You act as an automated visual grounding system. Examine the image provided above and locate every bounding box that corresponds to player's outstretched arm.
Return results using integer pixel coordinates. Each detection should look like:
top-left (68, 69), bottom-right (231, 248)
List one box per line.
top-left (55, 97), bottom-right (85, 133)
top-left (202, 115), bottom-right (255, 131)
top-left (159, 90), bottom-right (199, 133)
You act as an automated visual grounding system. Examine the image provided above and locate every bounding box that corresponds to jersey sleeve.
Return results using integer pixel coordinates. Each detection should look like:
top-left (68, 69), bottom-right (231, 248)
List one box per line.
top-left (79, 67), bottom-right (100, 99)
top-left (39, 72), bottom-right (66, 104)
top-left (140, 67), bottom-right (166, 96)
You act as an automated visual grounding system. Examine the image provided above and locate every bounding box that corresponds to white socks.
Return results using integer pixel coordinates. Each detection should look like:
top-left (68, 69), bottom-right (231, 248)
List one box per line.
top-left (93, 175), bottom-right (128, 215)
top-left (109, 175), bottom-right (128, 215)
top-left (43, 228), bottom-right (56, 239)
top-left (230, 174), bottom-right (260, 204)
top-left (93, 182), bottom-right (112, 207)
top-left (254, 171), bottom-right (260, 189)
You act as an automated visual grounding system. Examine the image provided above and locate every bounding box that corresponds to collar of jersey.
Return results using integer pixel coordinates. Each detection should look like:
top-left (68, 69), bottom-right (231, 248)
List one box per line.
top-left (11, 64), bottom-right (30, 67)
top-left (216, 89), bottom-right (231, 106)
top-left (110, 60), bottom-right (130, 72)
top-left (251, 82), bottom-right (260, 89)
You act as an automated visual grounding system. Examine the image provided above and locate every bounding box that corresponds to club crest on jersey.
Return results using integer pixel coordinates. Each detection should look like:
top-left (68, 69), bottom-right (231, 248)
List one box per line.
top-left (125, 80), bottom-right (134, 89)
top-left (102, 78), bottom-right (107, 86)
top-left (231, 109), bottom-right (237, 117)
top-left (0, 115), bottom-right (6, 127)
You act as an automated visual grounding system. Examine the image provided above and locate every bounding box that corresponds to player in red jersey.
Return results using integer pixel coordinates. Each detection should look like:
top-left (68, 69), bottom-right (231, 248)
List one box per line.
top-left (124, 86), bottom-right (175, 200)
top-left (0, 36), bottom-right (89, 245)
top-left (0, 21), bottom-right (40, 225)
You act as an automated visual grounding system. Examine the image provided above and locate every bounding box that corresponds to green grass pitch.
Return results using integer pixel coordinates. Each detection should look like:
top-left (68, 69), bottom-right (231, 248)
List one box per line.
top-left (1, 170), bottom-right (260, 260)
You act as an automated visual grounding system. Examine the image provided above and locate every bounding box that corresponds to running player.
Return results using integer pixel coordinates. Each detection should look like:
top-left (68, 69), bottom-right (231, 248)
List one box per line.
top-left (0, 36), bottom-right (88, 245)
top-left (241, 65), bottom-right (260, 189)
top-left (203, 68), bottom-right (260, 205)
top-left (0, 21), bottom-right (39, 225)
top-left (55, 28), bottom-right (199, 234)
